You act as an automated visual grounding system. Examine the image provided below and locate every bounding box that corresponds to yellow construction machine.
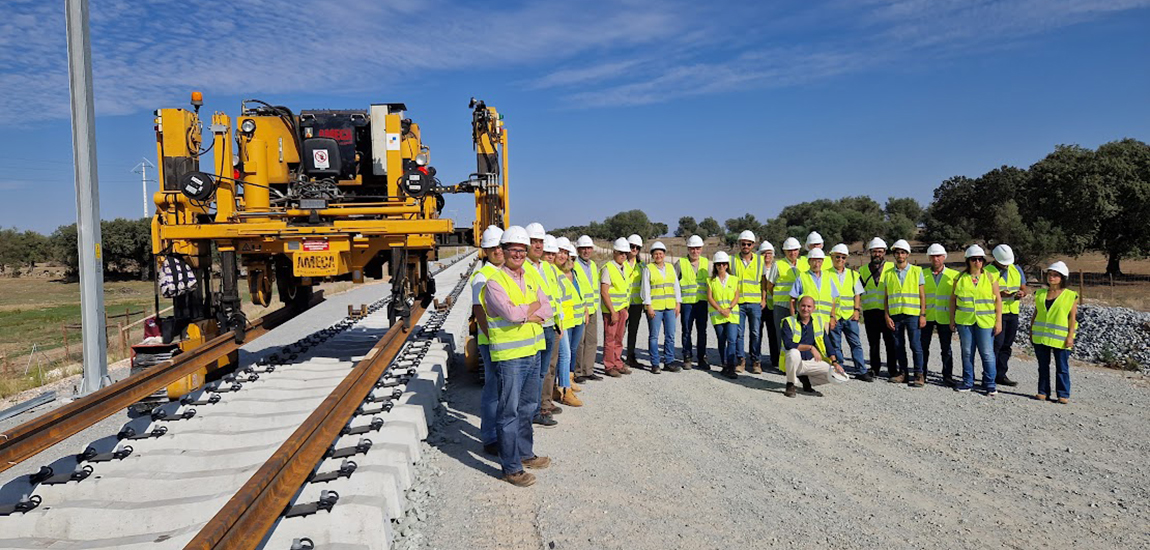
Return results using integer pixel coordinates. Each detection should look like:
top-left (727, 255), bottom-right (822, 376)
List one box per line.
top-left (144, 93), bottom-right (508, 399)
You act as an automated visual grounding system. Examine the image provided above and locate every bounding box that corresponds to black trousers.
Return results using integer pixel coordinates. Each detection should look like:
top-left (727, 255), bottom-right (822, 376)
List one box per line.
top-left (863, 309), bottom-right (897, 376)
top-left (994, 313), bottom-right (1019, 380)
top-left (921, 320), bottom-right (954, 380)
top-left (760, 306), bottom-right (780, 366)
top-left (626, 303), bottom-right (643, 361)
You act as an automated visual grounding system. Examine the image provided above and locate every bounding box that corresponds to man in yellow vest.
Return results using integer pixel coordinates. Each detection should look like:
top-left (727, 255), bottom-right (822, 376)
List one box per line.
top-left (922, 243), bottom-right (959, 387)
top-left (789, 248), bottom-right (838, 323)
top-left (678, 235), bottom-right (710, 370)
top-left (882, 239), bottom-right (927, 387)
top-left (573, 235), bottom-right (603, 383)
top-left (481, 225), bottom-right (553, 487)
top-left (601, 237), bottom-right (633, 377)
top-left (472, 225), bottom-right (504, 456)
top-left (524, 223), bottom-right (561, 427)
top-left (781, 296), bottom-right (847, 397)
top-left (860, 237), bottom-right (897, 379)
top-left (827, 243), bottom-right (869, 381)
top-left (625, 234), bottom-right (645, 369)
top-left (988, 244), bottom-right (1027, 387)
top-left (797, 231), bottom-right (832, 271)
top-left (643, 241), bottom-right (682, 373)
top-left (536, 234), bottom-right (567, 426)
top-left (768, 237), bottom-right (802, 370)
top-left (758, 240), bottom-right (780, 367)
top-left (732, 230), bottom-right (766, 373)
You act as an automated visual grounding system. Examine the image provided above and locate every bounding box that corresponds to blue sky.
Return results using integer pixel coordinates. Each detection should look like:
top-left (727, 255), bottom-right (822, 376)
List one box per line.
top-left (0, 0), bottom-right (1147, 234)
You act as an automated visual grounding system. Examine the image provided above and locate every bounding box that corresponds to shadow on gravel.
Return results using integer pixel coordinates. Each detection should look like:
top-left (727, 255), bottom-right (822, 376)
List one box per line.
top-left (432, 365), bottom-right (504, 479)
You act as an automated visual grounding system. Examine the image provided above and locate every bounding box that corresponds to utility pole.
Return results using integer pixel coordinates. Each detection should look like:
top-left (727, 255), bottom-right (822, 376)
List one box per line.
top-left (132, 158), bottom-right (156, 218)
top-left (65, 0), bottom-right (110, 396)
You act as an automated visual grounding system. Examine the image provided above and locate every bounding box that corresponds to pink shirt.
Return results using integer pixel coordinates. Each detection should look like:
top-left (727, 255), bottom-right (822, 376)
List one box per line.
top-left (484, 265), bottom-right (554, 323)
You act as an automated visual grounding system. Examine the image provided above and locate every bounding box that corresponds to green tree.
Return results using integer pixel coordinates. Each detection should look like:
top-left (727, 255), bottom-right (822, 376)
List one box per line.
top-left (650, 222), bottom-right (669, 238)
top-left (602, 209), bottom-right (652, 239)
top-left (1089, 138), bottom-right (1150, 275)
top-left (675, 216), bottom-right (698, 237)
top-left (698, 216), bottom-right (722, 239)
top-left (837, 196), bottom-right (885, 244)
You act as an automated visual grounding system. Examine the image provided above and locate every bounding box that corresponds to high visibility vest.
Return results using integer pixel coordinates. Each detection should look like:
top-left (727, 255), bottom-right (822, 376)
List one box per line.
top-left (676, 257), bottom-right (709, 305)
top-left (953, 272), bottom-right (996, 329)
top-left (1032, 289), bottom-right (1077, 349)
top-left (830, 268), bottom-right (858, 320)
top-left (924, 268), bottom-right (959, 324)
top-left (470, 263), bottom-right (500, 345)
top-left (773, 260), bottom-right (799, 305)
top-left (732, 255), bottom-right (764, 304)
top-left (883, 265), bottom-right (923, 316)
top-left (481, 268), bottom-right (545, 362)
top-left (859, 262), bottom-right (892, 311)
top-left (708, 274), bottom-right (740, 325)
top-left (525, 261), bottom-right (558, 324)
top-left (603, 262), bottom-right (630, 313)
top-left (557, 273), bottom-right (584, 331)
top-left (628, 260), bottom-right (643, 305)
top-left (986, 264), bottom-right (1022, 315)
top-left (797, 270), bottom-right (835, 322)
top-left (646, 263), bottom-right (677, 311)
top-left (573, 259), bottom-right (600, 314)
top-left (780, 315), bottom-right (827, 373)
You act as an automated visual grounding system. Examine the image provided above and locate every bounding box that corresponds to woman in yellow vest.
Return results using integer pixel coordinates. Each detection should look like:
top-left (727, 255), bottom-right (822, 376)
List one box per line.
top-left (1030, 261), bottom-right (1078, 404)
top-left (643, 241), bottom-right (682, 373)
top-left (949, 245), bottom-right (1003, 395)
top-left (707, 251), bottom-right (741, 379)
top-left (553, 237), bottom-right (584, 407)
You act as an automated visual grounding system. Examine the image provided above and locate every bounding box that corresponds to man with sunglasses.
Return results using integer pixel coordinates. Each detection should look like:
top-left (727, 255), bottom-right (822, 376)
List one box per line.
top-left (732, 230), bottom-right (766, 373)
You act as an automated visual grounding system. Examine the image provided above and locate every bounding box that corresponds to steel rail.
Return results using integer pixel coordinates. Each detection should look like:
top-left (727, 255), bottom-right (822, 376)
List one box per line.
top-left (185, 301), bottom-right (428, 550)
top-left (0, 296), bottom-right (321, 474)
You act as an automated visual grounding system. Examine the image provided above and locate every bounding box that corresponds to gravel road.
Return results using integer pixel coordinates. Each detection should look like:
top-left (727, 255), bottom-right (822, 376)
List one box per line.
top-left (417, 297), bottom-right (1150, 549)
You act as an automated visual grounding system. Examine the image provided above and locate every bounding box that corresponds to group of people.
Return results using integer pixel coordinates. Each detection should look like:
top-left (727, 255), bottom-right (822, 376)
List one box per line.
top-left (470, 224), bottom-right (1079, 487)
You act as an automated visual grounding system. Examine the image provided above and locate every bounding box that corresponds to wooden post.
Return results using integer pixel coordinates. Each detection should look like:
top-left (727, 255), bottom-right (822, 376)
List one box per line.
top-left (1079, 271), bottom-right (1085, 299)
top-left (125, 307), bottom-right (131, 326)
top-left (118, 321), bottom-right (128, 358)
top-left (62, 324), bottom-right (70, 359)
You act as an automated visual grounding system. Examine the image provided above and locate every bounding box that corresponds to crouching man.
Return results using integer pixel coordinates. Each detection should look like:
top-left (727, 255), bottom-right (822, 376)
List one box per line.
top-left (781, 296), bottom-right (847, 398)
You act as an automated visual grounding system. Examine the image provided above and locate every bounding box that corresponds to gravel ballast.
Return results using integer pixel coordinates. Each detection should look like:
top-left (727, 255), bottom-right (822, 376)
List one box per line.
top-left (1017, 303), bottom-right (1150, 374)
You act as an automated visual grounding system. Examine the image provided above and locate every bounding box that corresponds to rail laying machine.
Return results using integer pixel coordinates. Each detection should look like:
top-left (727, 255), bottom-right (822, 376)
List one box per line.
top-left (146, 93), bottom-right (508, 399)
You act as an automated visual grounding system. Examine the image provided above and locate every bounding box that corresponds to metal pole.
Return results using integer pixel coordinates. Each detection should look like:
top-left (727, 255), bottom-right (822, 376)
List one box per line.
top-left (133, 158), bottom-right (155, 218)
top-left (65, 0), bottom-right (110, 396)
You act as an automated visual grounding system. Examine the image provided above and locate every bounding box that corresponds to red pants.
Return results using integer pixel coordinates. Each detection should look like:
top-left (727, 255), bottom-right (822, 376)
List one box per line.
top-left (602, 307), bottom-right (628, 372)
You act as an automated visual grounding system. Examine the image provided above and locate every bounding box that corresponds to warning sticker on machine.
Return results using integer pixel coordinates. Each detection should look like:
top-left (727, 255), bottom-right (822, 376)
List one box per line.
top-left (302, 240), bottom-right (329, 251)
top-left (386, 133), bottom-right (401, 151)
top-left (313, 149), bottom-right (330, 169)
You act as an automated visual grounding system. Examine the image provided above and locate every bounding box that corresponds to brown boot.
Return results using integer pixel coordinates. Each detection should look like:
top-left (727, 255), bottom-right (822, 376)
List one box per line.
top-left (503, 471), bottom-right (537, 487)
top-left (522, 456), bottom-right (551, 469)
top-left (570, 377), bottom-right (583, 393)
top-left (911, 373), bottom-right (925, 387)
top-left (889, 373), bottom-right (905, 383)
top-left (552, 386), bottom-right (563, 402)
top-left (750, 362), bottom-right (763, 374)
top-left (683, 357), bottom-right (693, 370)
top-left (735, 358), bottom-right (745, 373)
top-left (620, 365), bottom-right (633, 375)
top-left (559, 388), bottom-right (583, 407)
top-left (605, 369), bottom-right (622, 378)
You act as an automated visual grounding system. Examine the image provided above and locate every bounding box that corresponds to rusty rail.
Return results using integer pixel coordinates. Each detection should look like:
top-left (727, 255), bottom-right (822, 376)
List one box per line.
top-left (185, 301), bottom-right (427, 550)
top-left (0, 295), bottom-right (323, 474)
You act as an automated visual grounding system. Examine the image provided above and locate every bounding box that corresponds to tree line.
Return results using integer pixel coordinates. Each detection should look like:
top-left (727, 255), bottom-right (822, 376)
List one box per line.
top-left (0, 218), bottom-right (152, 280)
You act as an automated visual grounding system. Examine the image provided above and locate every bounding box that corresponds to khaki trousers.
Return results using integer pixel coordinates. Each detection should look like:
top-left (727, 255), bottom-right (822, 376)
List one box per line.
top-left (576, 311), bottom-right (600, 377)
top-left (785, 349), bottom-right (832, 386)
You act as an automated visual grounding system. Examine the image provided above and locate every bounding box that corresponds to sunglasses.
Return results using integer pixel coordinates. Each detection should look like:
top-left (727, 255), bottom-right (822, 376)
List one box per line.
top-left (970, 257), bottom-right (985, 262)
top-left (630, 245), bottom-right (640, 250)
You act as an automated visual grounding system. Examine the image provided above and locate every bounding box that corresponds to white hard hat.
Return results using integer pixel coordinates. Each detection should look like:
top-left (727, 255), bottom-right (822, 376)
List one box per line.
top-left (613, 238), bottom-right (630, 253)
top-left (525, 222), bottom-right (546, 240)
top-left (867, 237), bottom-right (887, 251)
top-left (807, 248), bottom-right (826, 260)
top-left (782, 237), bottom-right (801, 251)
top-left (627, 234), bottom-right (643, 247)
top-left (650, 241), bottom-right (666, 252)
top-left (830, 243), bottom-right (849, 256)
top-left (1047, 260), bottom-right (1069, 277)
top-left (576, 235), bottom-right (594, 248)
top-left (542, 235), bottom-right (559, 253)
top-left (759, 241), bottom-right (774, 253)
top-left (964, 244), bottom-right (986, 259)
top-left (480, 225), bottom-right (504, 249)
top-left (926, 243), bottom-right (947, 258)
top-left (992, 244), bottom-right (1015, 266)
top-left (556, 236), bottom-right (576, 254)
top-left (686, 235), bottom-right (704, 248)
top-left (501, 225), bottom-right (530, 246)
top-left (737, 230), bottom-right (756, 243)
top-left (805, 231), bottom-right (824, 248)
top-left (712, 251), bottom-right (730, 264)
top-left (891, 239), bottom-right (911, 252)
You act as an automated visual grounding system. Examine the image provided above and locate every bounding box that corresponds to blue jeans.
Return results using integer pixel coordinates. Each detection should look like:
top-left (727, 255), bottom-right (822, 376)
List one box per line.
top-left (479, 344), bottom-right (499, 446)
top-left (648, 308), bottom-right (677, 366)
top-left (556, 326), bottom-right (572, 388)
top-left (496, 353), bottom-right (541, 475)
top-left (891, 314), bottom-right (924, 376)
top-left (957, 324), bottom-right (996, 391)
top-left (828, 318), bottom-right (867, 373)
top-left (534, 325), bottom-right (557, 418)
top-left (714, 322), bottom-right (738, 367)
top-left (680, 302), bottom-right (708, 363)
top-left (1035, 344), bottom-right (1071, 399)
top-left (736, 303), bottom-right (762, 362)
top-left (565, 322), bottom-right (586, 384)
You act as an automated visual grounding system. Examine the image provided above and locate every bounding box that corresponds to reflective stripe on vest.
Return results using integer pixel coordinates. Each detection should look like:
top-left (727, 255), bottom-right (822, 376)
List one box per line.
top-left (859, 262), bottom-right (892, 311)
top-left (831, 268), bottom-right (858, 320)
top-left (987, 264), bottom-right (1022, 315)
top-left (558, 274), bottom-right (584, 330)
top-left (628, 260), bottom-right (643, 305)
top-left (884, 265), bottom-right (923, 316)
top-left (481, 268), bottom-right (545, 362)
top-left (647, 264), bottom-right (677, 311)
top-left (779, 315), bottom-right (827, 373)
top-left (923, 267), bottom-right (958, 323)
top-left (677, 257), bottom-right (709, 305)
top-left (604, 262), bottom-right (630, 312)
top-left (773, 261), bottom-right (799, 304)
top-left (1032, 288), bottom-right (1077, 349)
top-left (733, 255), bottom-right (764, 304)
top-left (574, 259), bottom-right (599, 314)
top-left (798, 270), bottom-right (834, 321)
top-left (708, 275), bottom-right (740, 325)
top-left (471, 263), bottom-right (500, 345)
top-left (954, 272), bottom-right (996, 329)
top-left (526, 262), bottom-right (559, 327)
